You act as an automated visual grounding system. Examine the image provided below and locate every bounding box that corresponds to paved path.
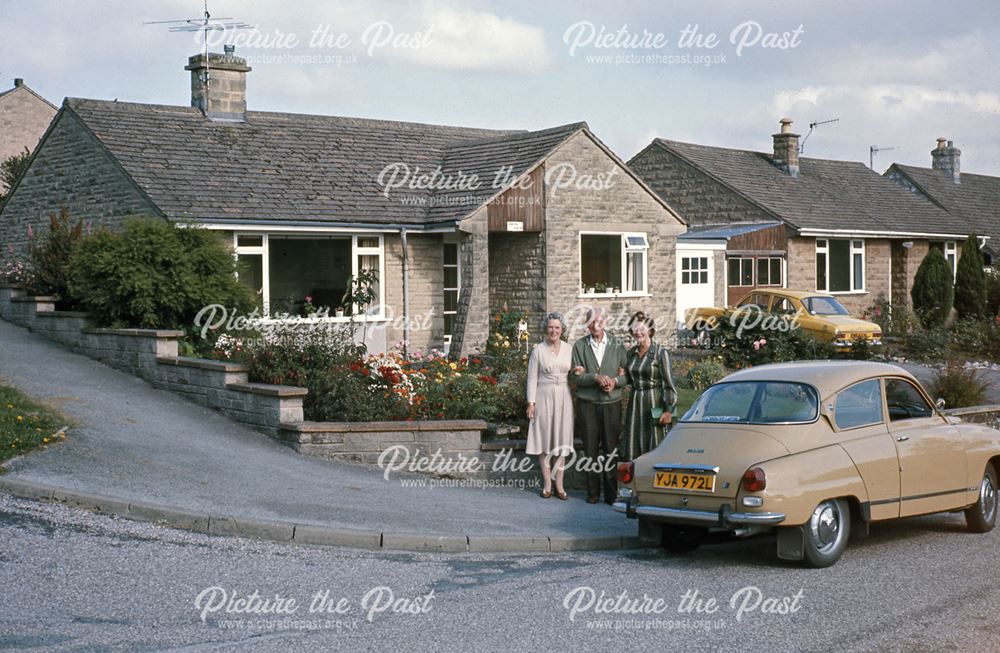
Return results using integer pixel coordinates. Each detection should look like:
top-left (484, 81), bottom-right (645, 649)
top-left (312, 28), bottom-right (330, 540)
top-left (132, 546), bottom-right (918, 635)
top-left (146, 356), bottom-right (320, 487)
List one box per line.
top-left (0, 319), bottom-right (633, 550)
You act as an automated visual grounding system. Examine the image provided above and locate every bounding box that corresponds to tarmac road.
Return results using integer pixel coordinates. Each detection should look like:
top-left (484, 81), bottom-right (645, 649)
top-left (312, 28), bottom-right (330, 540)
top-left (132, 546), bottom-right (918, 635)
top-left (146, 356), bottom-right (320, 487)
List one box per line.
top-left (2, 492), bottom-right (998, 652)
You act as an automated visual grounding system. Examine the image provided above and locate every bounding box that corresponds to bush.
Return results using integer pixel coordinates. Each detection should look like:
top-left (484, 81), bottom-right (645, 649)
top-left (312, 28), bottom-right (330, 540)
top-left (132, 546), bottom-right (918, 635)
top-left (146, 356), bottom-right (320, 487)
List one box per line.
top-left (954, 234), bottom-right (987, 320)
top-left (686, 360), bottom-right (728, 391)
top-left (0, 147), bottom-right (30, 203)
top-left (932, 361), bottom-right (991, 408)
top-left (27, 208), bottom-right (88, 308)
top-left (714, 308), bottom-right (836, 369)
top-left (902, 327), bottom-right (951, 361)
top-left (483, 306), bottom-right (532, 375)
top-left (862, 297), bottom-right (919, 337)
top-left (987, 268), bottom-right (1000, 317)
top-left (68, 218), bottom-right (255, 331)
top-left (911, 247), bottom-right (954, 329)
top-left (949, 317), bottom-right (1000, 362)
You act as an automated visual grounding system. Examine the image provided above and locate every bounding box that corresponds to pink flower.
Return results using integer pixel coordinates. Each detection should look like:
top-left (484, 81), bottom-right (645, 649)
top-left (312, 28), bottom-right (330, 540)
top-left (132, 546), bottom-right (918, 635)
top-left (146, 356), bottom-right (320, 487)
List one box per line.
top-left (753, 342), bottom-right (760, 351)
top-left (760, 337), bottom-right (767, 345)
top-left (304, 295), bottom-right (313, 304)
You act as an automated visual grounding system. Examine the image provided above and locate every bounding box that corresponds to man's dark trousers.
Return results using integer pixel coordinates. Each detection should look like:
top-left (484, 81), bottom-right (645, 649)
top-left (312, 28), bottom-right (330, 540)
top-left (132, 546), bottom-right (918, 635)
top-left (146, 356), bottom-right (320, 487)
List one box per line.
top-left (577, 399), bottom-right (621, 501)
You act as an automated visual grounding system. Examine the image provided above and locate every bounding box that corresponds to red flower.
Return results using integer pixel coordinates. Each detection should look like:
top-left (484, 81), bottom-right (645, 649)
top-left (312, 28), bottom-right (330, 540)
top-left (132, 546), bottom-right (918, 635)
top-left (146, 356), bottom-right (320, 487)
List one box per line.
top-left (478, 375), bottom-right (497, 385)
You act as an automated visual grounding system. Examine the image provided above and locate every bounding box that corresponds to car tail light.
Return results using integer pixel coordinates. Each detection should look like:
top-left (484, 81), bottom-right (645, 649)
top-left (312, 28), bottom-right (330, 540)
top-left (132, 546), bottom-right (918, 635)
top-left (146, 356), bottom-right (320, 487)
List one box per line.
top-left (742, 467), bottom-right (766, 492)
top-left (617, 461), bottom-right (634, 484)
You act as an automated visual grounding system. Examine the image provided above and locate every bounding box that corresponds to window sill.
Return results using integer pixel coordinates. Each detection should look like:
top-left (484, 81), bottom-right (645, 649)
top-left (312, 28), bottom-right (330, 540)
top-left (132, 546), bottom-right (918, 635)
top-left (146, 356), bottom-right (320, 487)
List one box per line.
top-left (577, 292), bottom-right (650, 299)
top-left (257, 316), bottom-right (389, 324)
top-left (819, 290), bottom-right (869, 296)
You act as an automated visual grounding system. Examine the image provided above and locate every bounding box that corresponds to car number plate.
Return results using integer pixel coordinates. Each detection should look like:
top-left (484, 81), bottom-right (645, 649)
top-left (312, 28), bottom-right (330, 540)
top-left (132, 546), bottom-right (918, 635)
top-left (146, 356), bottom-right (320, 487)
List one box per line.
top-left (653, 471), bottom-right (716, 493)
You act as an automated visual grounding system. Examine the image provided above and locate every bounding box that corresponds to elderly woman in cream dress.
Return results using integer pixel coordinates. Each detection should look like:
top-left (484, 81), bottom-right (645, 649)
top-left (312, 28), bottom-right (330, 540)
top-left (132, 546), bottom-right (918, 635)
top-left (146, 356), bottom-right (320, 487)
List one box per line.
top-left (526, 312), bottom-right (574, 500)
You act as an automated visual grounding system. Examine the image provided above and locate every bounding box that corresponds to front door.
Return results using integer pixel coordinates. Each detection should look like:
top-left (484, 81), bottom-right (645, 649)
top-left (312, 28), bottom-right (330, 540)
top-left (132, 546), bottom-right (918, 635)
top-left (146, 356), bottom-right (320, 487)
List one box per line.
top-left (676, 252), bottom-right (715, 326)
top-left (884, 377), bottom-right (968, 516)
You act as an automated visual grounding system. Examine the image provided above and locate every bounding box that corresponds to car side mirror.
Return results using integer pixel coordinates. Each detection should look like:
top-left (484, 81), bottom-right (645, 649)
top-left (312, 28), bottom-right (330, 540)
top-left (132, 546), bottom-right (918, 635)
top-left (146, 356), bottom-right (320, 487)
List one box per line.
top-left (935, 398), bottom-right (946, 410)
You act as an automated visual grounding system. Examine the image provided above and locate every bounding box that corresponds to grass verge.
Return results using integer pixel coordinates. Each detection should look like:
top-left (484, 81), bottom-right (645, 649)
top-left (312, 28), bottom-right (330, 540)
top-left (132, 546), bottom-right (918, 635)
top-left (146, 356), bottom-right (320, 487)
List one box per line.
top-left (0, 385), bottom-right (70, 465)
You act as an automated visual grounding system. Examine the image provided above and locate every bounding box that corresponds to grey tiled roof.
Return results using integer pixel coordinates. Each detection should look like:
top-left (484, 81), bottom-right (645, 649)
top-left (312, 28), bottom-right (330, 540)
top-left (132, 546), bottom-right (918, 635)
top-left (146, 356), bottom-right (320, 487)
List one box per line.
top-left (65, 98), bottom-right (583, 227)
top-left (650, 139), bottom-right (964, 236)
top-left (887, 163), bottom-right (1000, 247)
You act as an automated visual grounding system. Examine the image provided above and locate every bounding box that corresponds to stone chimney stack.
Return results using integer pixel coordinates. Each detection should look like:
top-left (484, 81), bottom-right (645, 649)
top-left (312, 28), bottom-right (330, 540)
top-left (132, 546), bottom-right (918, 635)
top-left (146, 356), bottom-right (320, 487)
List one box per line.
top-left (931, 137), bottom-right (961, 184)
top-left (772, 118), bottom-right (800, 179)
top-left (184, 47), bottom-right (251, 121)
top-left (13, 78), bottom-right (23, 88)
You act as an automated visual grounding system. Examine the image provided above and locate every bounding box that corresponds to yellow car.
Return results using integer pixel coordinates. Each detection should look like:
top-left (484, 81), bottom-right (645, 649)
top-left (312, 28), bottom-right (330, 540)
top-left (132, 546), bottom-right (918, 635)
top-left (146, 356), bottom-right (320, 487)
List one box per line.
top-left (685, 289), bottom-right (882, 348)
top-left (614, 361), bottom-right (1000, 567)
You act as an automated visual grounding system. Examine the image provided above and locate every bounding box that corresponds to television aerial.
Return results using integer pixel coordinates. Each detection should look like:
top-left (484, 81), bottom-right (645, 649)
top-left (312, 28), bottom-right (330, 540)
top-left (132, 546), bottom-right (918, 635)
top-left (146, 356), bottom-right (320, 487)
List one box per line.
top-left (798, 118), bottom-right (839, 153)
top-left (869, 145), bottom-right (896, 171)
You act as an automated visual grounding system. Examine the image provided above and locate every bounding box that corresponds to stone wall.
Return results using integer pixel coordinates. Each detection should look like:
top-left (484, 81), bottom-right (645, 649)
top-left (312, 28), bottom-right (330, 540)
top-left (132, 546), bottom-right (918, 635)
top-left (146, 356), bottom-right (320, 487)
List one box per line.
top-left (545, 132), bottom-right (686, 340)
top-left (0, 84), bottom-right (57, 163)
top-left (0, 109), bottom-right (162, 265)
top-left (450, 216), bottom-right (490, 356)
top-left (383, 232), bottom-right (444, 354)
top-left (489, 231), bottom-right (546, 318)
top-left (0, 284), bottom-right (492, 476)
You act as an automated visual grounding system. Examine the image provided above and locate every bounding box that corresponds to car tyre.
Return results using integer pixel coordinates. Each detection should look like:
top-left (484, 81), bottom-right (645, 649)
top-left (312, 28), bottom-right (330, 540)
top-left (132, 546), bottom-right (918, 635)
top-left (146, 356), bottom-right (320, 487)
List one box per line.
top-left (965, 465), bottom-right (997, 534)
top-left (662, 525), bottom-right (707, 553)
top-left (802, 499), bottom-right (850, 568)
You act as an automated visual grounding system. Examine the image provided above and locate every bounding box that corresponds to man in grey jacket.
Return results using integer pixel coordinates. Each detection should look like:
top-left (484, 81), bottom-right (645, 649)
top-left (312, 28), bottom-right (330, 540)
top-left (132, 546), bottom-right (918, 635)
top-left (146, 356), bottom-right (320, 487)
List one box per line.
top-left (571, 307), bottom-right (627, 504)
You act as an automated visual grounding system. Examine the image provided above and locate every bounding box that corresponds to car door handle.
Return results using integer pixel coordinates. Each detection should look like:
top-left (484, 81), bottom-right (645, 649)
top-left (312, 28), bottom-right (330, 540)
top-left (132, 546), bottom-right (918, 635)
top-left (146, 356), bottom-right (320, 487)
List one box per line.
top-left (896, 436), bottom-right (909, 442)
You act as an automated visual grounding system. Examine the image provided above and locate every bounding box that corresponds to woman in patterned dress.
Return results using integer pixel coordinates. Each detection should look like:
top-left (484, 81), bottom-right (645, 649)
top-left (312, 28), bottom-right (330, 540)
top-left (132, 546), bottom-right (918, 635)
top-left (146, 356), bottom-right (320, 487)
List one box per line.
top-left (622, 311), bottom-right (678, 461)
top-left (525, 312), bottom-right (574, 499)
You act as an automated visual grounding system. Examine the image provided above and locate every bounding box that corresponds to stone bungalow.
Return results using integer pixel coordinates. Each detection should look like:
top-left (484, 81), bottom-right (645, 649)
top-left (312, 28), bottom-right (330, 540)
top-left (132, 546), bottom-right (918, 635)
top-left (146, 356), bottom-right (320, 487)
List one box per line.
top-left (629, 119), bottom-right (977, 323)
top-left (0, 78), bottom-right (57, 180)
top-left (0, 51), bottom-right (684, 355)
top-left (886, 139), bottom-right (1000, 266)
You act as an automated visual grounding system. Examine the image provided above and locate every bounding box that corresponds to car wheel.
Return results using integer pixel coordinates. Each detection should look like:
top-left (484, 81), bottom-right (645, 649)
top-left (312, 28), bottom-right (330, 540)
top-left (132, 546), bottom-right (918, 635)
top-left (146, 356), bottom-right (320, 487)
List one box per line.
top-left (662, 525), bottom-right (707, 553)
top-left (965, 466), bottom-right (998, 533)
top-left (802, 499), bottom-right (850, 568)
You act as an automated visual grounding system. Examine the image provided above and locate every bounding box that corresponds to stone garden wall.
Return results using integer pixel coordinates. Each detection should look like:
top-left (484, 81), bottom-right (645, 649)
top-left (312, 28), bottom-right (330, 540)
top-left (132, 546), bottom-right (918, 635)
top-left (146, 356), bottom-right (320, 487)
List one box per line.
top-left (0, 284), bottom-right (493, 477)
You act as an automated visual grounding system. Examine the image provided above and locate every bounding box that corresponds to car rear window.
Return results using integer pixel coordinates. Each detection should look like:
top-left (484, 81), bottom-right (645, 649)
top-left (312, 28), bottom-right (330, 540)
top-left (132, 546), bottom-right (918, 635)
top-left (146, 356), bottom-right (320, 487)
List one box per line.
top-left (681, 381), bottom-right (818, 424)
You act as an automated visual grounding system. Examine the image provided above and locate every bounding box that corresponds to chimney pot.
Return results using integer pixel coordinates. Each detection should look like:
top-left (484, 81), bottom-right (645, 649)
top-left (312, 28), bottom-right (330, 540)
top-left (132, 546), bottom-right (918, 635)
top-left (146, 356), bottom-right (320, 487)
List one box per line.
top-left (772, 118), bottom-right (800, 179)
top-left (224, 44), bottom-right (236, 55)
top-left (931, 137), bottom-right (961, 184)
top-left (13, 78), bottom-right (23, 87)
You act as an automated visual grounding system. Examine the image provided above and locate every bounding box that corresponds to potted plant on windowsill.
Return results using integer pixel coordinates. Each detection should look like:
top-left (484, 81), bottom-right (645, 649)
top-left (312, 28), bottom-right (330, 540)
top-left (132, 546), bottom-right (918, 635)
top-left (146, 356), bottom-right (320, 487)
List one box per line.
top-left (594, 282), bottom-right (608, 295)
top-left (334, 306), bottom-right (345, 318)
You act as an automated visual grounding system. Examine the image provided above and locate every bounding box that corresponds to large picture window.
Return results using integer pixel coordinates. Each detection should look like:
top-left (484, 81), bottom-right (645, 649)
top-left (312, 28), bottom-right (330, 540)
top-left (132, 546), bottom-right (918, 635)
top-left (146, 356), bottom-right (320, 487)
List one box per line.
top-left (579, 232), bottom-right (648, 294)
top-left (231, 233), bottom-right (384, 319)
top-left (816, 238), bottom-right (864, 293)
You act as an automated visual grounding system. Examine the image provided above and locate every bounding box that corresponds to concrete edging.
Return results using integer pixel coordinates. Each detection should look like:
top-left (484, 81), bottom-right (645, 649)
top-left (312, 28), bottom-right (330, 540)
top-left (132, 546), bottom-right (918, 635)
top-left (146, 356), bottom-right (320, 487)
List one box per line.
top-left (0, 477), bottom-right (638, 554)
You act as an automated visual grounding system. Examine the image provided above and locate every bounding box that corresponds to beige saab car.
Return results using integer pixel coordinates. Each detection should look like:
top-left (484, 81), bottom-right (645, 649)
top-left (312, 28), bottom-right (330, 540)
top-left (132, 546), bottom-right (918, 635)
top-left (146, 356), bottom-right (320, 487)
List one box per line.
top-left (613, 361), bottom-right (1000, 567)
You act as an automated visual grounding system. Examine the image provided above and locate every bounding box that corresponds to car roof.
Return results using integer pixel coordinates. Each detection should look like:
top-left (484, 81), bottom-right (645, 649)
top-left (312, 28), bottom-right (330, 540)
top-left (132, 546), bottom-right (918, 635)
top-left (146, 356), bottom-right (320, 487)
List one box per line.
top-left (747, 289), bottom-right (832, 300)
top-left (720, 361), bottom-right (917, 397)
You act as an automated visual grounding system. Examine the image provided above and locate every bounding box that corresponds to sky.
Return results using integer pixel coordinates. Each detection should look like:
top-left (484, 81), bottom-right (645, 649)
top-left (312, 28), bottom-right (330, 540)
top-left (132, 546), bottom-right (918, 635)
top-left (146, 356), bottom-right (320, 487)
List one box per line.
top-left (2, 0), bottom-right (998, 174)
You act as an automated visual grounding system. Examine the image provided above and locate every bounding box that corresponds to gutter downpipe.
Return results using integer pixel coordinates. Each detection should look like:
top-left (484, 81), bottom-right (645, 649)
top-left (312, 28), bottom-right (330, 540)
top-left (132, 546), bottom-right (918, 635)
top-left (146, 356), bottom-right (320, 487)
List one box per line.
top-left (401, 227), bottom-right (410, 358)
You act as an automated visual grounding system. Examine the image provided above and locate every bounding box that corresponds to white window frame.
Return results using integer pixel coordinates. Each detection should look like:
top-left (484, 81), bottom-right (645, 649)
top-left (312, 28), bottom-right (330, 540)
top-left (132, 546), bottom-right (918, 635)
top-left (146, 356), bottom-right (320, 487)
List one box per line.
top-left (578, 231), bottom-right (649, 297)
top-left (680, 255), bottom-right (710, 285)
top-left (944, 240), bottom-right (957, 278)
top-left (232, 232), bottom-right (386, 321)
top-left (816, 238), bottom-right (865, 294)
top-left (442, 237), bottom-right (461, 345)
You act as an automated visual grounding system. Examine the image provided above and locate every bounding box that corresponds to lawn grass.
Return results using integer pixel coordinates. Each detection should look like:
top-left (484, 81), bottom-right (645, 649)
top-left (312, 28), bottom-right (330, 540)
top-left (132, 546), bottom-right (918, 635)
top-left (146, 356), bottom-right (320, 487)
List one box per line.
top-left (0, 385), bottom-right (70, 465)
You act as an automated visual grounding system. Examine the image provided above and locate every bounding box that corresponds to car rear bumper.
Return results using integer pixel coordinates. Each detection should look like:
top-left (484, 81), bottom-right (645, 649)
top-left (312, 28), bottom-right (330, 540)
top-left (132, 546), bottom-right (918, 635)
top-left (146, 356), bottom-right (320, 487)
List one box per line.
top-left (612, 498), bottom-right (785, 527)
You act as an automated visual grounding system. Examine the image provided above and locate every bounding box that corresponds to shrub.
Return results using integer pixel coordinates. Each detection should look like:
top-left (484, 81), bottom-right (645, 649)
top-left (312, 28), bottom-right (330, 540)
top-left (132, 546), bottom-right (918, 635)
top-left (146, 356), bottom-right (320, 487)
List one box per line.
top-left (911, 247), bottom-right (954, 329)
top-left (27, 208), bottom-right (88, 307)
top-left (903, 327), bottom-right (951, 361)
top-left (686, 360), bottom-right (728, 391)
top-left (714, 308), bottom-right (836, 369)
top-left (954, 234), bottom-right (987, 320)
top-left (483, 306), bottom-right (532, 375)
top-left (0, 147), bottom-right (30, 203)
top-left (862, 297), bottom-right (919, 338)
top-left (932, 361), bottom-right (990, 408)
top-left (68, 218), bottom-right (255, 331)
top-left (986, 268), bottom-right (1000, 317)
top-left (949, 317), bottom-right (1000, 362)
